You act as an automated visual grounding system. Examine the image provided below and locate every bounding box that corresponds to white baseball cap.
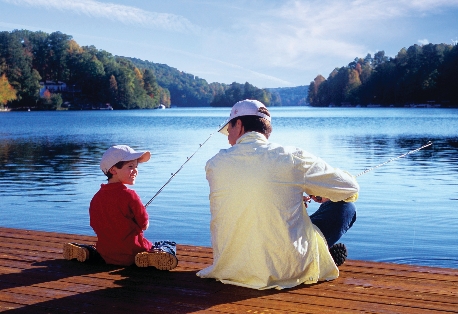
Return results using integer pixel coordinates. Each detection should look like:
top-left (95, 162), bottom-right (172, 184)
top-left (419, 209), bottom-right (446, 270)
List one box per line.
top-left (218, 99), bottom-right (271, 135)
top-left (100, 145), bottom-right (151, 174)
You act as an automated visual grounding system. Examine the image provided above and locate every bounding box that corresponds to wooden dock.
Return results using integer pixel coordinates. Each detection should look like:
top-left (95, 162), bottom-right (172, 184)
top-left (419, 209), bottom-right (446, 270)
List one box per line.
top-left (0, 227), bottom-right (457, 313)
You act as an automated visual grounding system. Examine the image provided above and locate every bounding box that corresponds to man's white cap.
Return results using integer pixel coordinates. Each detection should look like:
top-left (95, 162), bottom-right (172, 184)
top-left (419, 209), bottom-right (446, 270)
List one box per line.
top-left (218, 99), bottom-right (271, 135)
top-left (100, 145), bottom-right (151, 174)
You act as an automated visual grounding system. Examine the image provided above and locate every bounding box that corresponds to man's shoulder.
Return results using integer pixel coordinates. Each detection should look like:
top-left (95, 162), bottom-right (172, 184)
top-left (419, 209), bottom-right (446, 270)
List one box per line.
top-left (265, 142), bottom-right (305, 155)
top-left (206, 148), bottom-right (229, 165)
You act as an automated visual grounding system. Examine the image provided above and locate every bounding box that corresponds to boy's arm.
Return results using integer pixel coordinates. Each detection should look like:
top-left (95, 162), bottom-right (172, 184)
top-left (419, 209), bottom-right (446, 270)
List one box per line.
top-left (129, 190), bottom-right (150, 230)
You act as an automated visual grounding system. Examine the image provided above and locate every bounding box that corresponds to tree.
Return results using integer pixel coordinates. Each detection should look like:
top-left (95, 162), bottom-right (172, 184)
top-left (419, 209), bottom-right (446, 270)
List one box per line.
top-left (209, 82), bottom-right (272, 107)
top-left (28, 31), bottom-right (51, 80)
top-left (0, 30), bottom-right (41, 107)
top-left (115, 62), bottom-right (135, 109)
top-left (373, 51), bottom-right (388, 67)
top-left (0, 74), bottom-right (17, 106)
top-left (143, 69), bottom-right (160, 106)
top-left (437, 44), bottom-right (458, 105)
top-left (39, 89), bottom-right (62, 110)
top-left (158, 86), bottom-right (171, 106)
top-left (47, 31), bottom-right (72, 81)
top-left (108, 74), bottom-right (118, 106)
top-left (307, 75), bottom-right (326, 106)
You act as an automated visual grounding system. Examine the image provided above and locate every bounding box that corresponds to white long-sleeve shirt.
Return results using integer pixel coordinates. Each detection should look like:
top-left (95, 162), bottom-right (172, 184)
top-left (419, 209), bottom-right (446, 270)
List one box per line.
top-left (197, 132), bottom-right (359, 290)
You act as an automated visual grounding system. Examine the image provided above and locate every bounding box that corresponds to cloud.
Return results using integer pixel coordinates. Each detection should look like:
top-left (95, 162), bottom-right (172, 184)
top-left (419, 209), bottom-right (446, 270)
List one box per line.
top-left (2, 0), bottom-right (201, 34)
top-left (405, 0), bottom-right (458, 12)
top-left (197, 0), bottom-right (458, 85)
top-left (418, 39), bottom-right (429, 45)
top-left (216, 0), bottom-right (458, 70)
top-left (3, 0), bottom-right (457, 87)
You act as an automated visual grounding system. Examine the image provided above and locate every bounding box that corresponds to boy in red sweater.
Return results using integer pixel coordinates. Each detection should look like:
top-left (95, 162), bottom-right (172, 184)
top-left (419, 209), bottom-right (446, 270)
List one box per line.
top-left (63, 145), bottom-right (178, 270)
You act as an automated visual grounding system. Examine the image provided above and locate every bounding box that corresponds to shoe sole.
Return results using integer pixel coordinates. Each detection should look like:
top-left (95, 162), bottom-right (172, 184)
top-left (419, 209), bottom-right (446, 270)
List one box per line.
top-left (330, 243), bottom-right (347, 267)
top-left (135, 251), bottom-right (178, 270)
top-left (63, 243), bottom-right (89, 262)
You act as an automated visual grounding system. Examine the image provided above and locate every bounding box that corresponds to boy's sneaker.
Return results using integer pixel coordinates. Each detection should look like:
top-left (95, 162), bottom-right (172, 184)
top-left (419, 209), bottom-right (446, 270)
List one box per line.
top-left (135, 240), bottom-right (178, 270)
top-left (63, 243), bottom-right (90, 262)
top-left (329, 243), bottom-right (347, 266)
top-left (135, 249), bottom-right (178, 270)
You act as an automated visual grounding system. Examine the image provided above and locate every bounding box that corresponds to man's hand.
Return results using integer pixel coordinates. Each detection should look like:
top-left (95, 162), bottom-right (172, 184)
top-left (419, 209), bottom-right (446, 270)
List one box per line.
top-left (312, 195), bottom-right (329, 203)
top-left (304, 195), bottom-right (329, 204)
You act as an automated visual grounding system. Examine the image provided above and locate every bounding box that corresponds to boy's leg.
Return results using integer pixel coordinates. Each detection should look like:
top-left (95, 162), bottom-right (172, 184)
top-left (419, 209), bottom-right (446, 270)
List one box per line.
top-left (63, 243), bottom-right (104, 264)
top-left (309, 201), bottom-right (357, 247)
top-left (135, 241), bottom-right (178, 270)
top-left (63, 243), bottom-right (90, 262)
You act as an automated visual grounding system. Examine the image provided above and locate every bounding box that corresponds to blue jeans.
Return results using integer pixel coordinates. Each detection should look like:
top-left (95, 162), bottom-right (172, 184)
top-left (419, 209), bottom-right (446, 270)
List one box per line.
top-left (309, 201), bottom-right (356, 247)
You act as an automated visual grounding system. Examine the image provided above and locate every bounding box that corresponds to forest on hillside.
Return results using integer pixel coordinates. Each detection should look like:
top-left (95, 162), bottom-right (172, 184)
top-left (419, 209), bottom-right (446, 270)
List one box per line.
top-left (1, 29), bottom-right (306, 110)
top-left (3, 29), bottom-right (454, 110)
top-left (0, 30), bottom-right (169, 110)
top-left (307, 44), bottom-right (458, 107)
top-left (128, 58), bottom-right (286, 107)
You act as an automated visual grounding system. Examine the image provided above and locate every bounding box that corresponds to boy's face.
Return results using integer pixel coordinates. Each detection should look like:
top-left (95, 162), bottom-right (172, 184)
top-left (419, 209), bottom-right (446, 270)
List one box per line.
top-left (109, 159), bottom-right (139, 185)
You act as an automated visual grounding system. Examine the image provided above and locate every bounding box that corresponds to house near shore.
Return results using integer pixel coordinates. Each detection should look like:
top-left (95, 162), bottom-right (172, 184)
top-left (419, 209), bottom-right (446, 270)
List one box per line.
top-left (39, 81), bottom-right (68, 97)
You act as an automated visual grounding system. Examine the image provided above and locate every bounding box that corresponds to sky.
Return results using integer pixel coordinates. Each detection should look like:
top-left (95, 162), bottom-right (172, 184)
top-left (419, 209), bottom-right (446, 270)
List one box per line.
top-left (1, 0), bottom-right (457, 88)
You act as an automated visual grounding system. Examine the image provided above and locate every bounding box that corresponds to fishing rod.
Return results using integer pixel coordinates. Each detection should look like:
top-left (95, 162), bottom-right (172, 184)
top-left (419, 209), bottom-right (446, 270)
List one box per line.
top-left (355, 141), bottom-right (433, 177)
top-left (308, 141), bottom-right (433, 203)
top-left (146, 124), bottom-right (432, 207)
top-left (144, 123), bottom-right (225, 208)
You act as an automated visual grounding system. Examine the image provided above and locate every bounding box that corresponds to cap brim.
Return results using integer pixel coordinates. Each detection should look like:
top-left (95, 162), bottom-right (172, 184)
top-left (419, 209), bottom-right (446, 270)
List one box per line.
top-left (137, 151), bottom-right (151, 163)
top-left (218, 122), bottom-right (229, 136)
top-left (122, 151), bottom-right (151, 163)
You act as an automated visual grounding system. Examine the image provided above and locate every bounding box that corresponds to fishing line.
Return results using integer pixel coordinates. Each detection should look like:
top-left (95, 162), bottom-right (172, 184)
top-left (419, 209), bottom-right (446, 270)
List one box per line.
top-left (356, 141), bottom-right (433, 259)
top-left (146, 126), bottom-right (431, 207)
top-left (355, 141), bottom-right (433, 177)
top-left (144, 122), bottom-right (226, 208)
top-left (309, 141), bottom-right (433, 203)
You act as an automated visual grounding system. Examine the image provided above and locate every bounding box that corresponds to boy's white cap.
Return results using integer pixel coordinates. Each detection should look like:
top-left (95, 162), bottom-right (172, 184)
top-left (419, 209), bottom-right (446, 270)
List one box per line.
top-left (218, 99), bottom-right (271, 135)
top-left (100, 145), bottom-right (151, 174)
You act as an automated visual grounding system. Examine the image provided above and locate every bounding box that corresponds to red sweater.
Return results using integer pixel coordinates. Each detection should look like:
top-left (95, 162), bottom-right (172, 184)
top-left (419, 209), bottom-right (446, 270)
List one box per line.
top-left (89, 182), bottom-right (152, 265)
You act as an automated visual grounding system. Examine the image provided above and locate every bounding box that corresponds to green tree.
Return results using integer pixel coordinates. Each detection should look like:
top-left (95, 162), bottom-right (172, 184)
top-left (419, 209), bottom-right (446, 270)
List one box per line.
top-left (437, 43), bottom-right (458, 105)
top-left (115, 61), bottom-right (135, 109)
top-left (344, 69), bottom-right (362, 102)
top-left (108, 74), bottom-right (118, 106)
top-left (0, 30), bottom-right (41, 107)
top-left (28, 31), bottom-right (52, 80)
top-left (39, 89), bottom-right (62, 110)
top-left (158, 86), bottom-right (171, 106)
top-left (210, 82), bottom-right (272, 107)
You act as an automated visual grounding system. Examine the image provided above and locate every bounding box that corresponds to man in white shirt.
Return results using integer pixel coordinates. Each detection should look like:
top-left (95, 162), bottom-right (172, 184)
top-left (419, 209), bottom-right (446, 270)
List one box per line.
top-left (197, 99), bottom-right (359, 290)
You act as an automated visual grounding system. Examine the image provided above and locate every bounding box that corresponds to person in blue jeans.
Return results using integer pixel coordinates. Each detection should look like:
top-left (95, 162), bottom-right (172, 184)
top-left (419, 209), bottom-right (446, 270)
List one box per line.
top-left (307, 196), bottom-right (357, 262)
top-left (197, 99), bottom-right (359, 290)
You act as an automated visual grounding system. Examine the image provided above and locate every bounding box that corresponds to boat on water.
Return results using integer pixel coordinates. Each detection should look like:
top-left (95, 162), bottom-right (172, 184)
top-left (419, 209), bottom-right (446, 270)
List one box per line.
top-left (99, 103), bottom-right (113, 110)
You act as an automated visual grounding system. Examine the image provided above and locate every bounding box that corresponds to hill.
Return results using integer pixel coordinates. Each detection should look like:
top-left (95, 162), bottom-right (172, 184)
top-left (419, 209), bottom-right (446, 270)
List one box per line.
top-left (307, 44), bottom-right (458, 107)
top-left (268, 86), bottom-right (309, 106)
top-left (0, 29), bottom-right (293, 110)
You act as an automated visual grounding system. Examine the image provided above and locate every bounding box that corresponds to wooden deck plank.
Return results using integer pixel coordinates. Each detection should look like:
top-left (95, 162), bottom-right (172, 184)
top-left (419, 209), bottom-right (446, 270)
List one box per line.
top-left (0, 227), bottom-right (457, 313)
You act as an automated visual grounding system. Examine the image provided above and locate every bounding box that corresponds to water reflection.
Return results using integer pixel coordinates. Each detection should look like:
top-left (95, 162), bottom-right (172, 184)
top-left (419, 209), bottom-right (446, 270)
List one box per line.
top-left (0, 108), bottom-right (457, 269)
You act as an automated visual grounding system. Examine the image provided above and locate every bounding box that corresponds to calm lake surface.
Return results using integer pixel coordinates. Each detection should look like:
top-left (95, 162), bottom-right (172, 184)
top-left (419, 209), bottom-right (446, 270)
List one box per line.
top-left (1, 107), bottom-right (457, 269)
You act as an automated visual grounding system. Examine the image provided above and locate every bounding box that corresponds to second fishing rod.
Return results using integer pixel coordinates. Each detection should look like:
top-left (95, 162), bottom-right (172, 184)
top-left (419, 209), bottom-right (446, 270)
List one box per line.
top-left (145, 116), bottom-right (433, 207)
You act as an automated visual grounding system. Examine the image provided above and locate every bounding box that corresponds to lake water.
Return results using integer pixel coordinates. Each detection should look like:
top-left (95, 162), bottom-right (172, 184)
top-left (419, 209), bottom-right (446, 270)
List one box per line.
top-left (1, 107), bottom-right (457, 269)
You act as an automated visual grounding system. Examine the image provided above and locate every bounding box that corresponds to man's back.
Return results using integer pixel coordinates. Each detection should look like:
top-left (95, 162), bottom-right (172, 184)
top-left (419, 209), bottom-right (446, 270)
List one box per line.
top-left (198, 132), bottom-right (340, 290)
